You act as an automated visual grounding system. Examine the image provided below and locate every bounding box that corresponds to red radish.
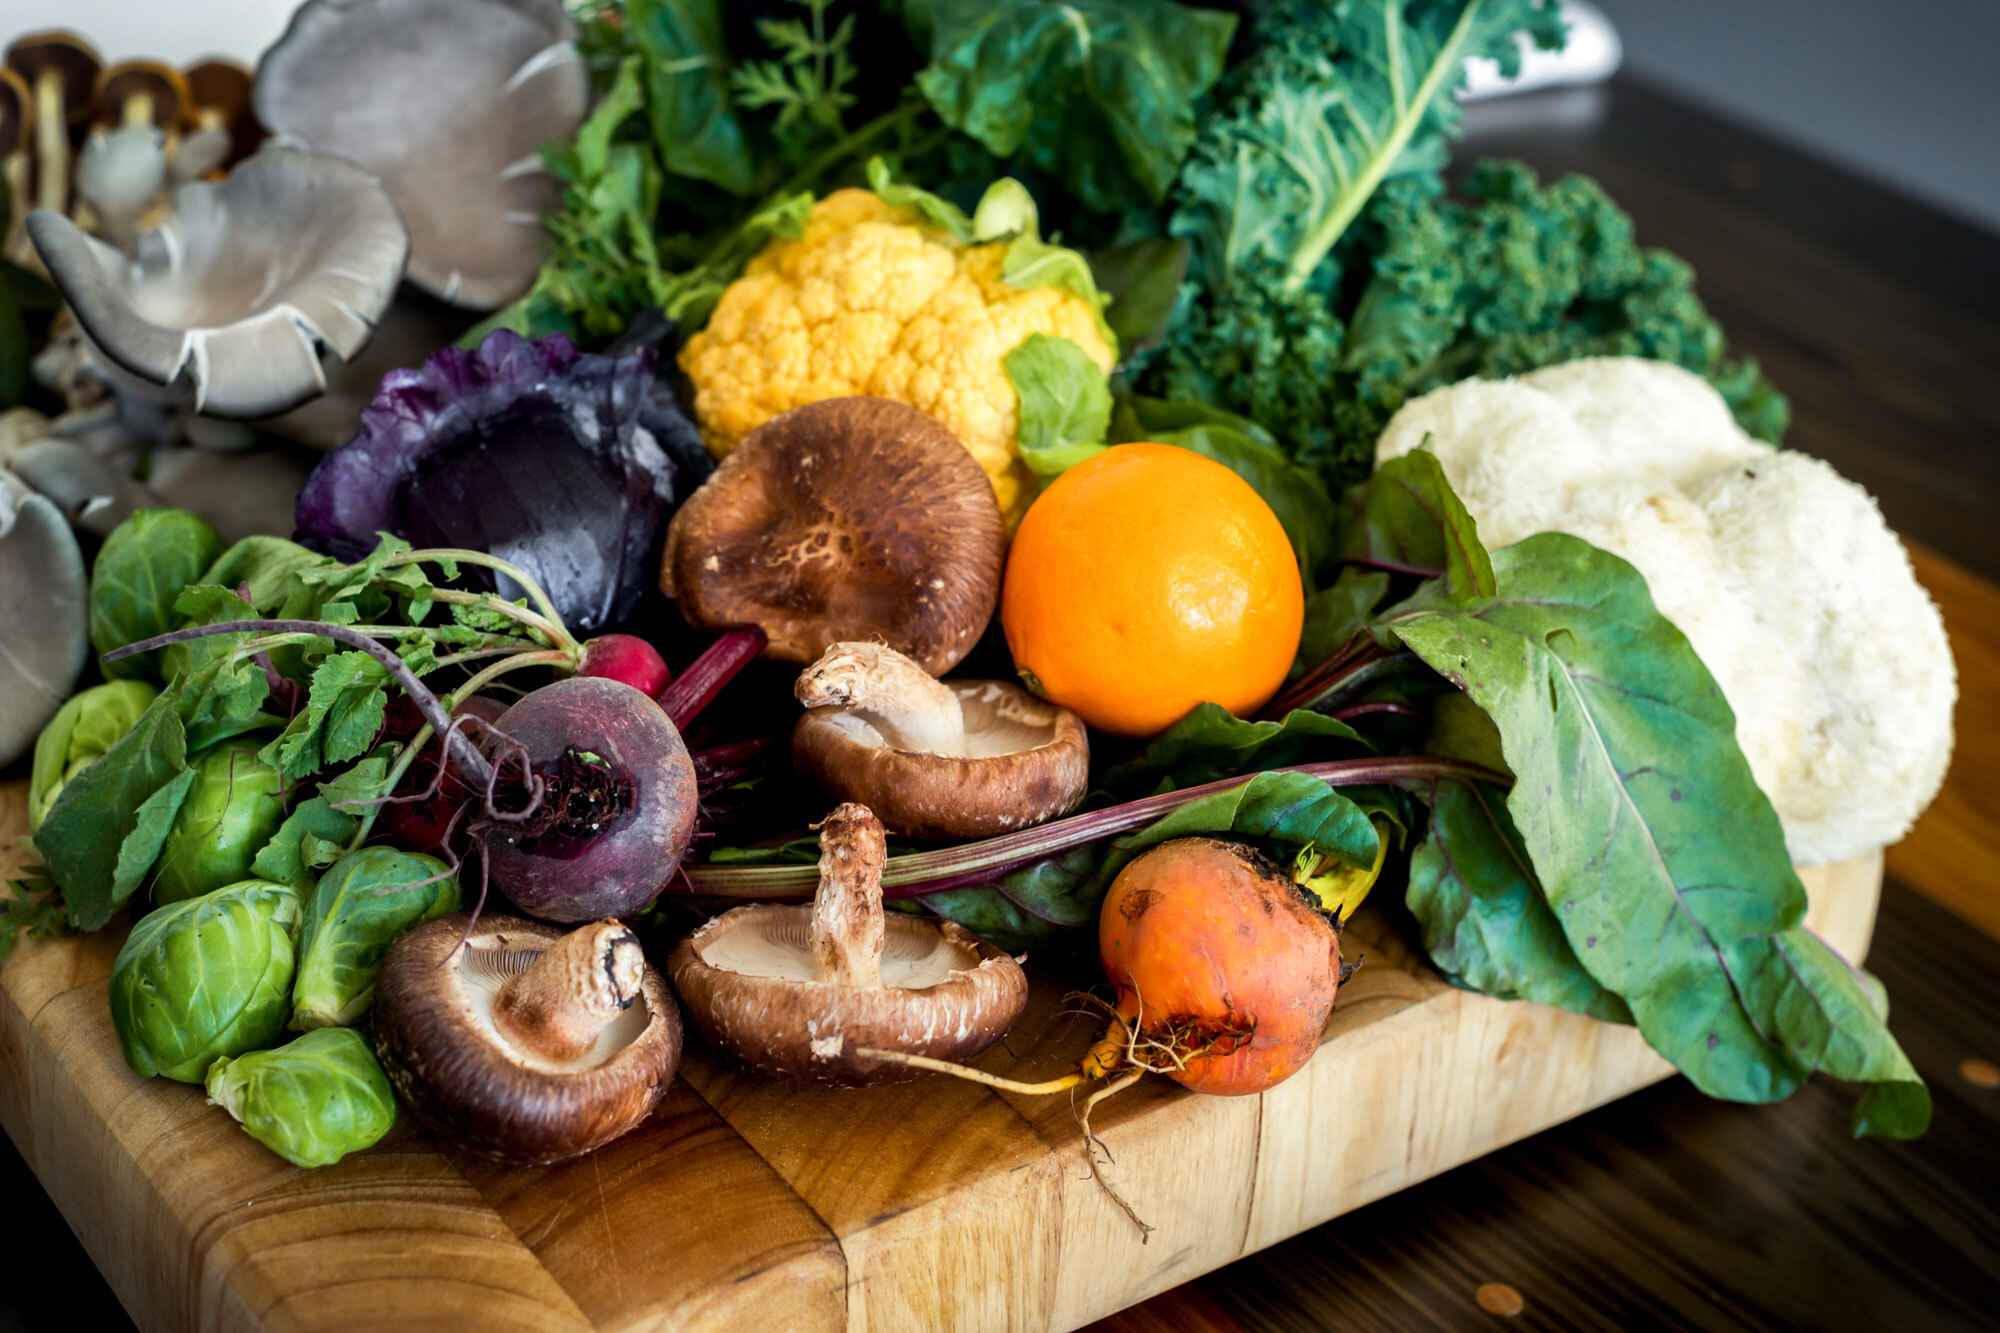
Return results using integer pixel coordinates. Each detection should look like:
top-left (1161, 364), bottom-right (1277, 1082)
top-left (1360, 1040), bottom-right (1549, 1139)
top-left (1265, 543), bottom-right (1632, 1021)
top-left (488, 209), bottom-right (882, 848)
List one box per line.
top-left (480, 676), bottom-right (698, 921)
top-left (576, 633), bottom-right (672, 698)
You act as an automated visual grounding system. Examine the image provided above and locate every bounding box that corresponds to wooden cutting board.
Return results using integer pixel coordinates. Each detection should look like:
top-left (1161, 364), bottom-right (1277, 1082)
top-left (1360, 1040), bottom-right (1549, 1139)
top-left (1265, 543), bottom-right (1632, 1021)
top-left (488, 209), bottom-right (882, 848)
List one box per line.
top-left (0, 777), bottom-right (1883, 1332)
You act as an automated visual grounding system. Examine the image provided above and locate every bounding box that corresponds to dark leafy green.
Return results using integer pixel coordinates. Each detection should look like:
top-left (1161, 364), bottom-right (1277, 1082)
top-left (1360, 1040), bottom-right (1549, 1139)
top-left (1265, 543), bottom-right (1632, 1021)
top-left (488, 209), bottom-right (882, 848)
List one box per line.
top-left (251, 756), bottom-right (393, 890)
top-left (292, 847), bottom-right (460, 1030)
top-left (261, 653), bottom-right (392, 782)
top-left (1095, 703), bottom-right (1363, 801)
top-left (1383, 533), bottom-right (1926, 1135)
top-left (1295, 567), bottom-right (1390, 676)
top-left (913, 0), bottom-right (1237, 212)
top-left (627, 0), bottom-right (763, 194)
top-left (1088, 236), bottom-right (1188, 356)
top-left (89, 510), bottom-right (225, 681)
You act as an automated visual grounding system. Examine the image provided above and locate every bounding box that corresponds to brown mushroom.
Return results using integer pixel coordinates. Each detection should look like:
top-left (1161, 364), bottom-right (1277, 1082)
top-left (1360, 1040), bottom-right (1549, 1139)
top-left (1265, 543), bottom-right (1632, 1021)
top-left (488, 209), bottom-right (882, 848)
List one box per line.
top-left (662, 398), bottom-right (1006, 676)
top-left (95, 61), bottom-right (188, 130)
top-left (371, 914), bottom-right (681, 1164)
top-left (1, 67), bottom-right (31, 261)
top-left (669, 803), bottom-right (1027, 1086)
top-left (6, 32), bottom-right (100, 215)
top-left (791, 642), bottom-right (1089, 839)
top-left (180, 60), bottom-right (259, 177)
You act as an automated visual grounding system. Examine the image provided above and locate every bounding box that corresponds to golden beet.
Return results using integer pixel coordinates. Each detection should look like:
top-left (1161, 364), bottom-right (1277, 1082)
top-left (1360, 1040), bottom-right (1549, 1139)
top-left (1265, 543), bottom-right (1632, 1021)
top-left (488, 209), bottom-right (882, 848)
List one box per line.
top-left (1099, 837), bottom-right (1341, 1097)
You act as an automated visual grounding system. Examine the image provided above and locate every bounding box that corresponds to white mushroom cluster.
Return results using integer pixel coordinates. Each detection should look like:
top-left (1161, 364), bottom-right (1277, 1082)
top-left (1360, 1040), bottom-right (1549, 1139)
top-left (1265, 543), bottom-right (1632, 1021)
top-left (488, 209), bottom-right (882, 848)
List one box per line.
top-left (1376, 357), bottom-right (1956, 865)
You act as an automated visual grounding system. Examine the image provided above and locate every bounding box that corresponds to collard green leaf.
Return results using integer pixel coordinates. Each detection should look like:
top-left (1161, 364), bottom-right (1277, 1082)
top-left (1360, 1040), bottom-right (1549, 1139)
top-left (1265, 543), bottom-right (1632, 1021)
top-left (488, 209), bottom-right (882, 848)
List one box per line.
top-left (1089, 237), bottom-right (1189, 356)
top-left (1406, 779), bottom-right (1628, 1022)
top-left (292, 847), bottom-right (460, 1030)
top-left (108, 879), bottom-right (301, 1082)
top-left (915, 0), bottom-right (1236, 212)
top-left (1344, 447), bottom-right (1493, 599)
top-left (206, 1028), bottom-right (397, 1168)
top-left (90, 509), bottom-right (225, 680)
top-left (1384, 533), bottom-right (1925, 1133)
top-left (1096, 702), bottom-right (1364, 801)
top-left (1008, 334), bottom-right (1113, 477)
top-left (626, 0), bottom-right (763, 194)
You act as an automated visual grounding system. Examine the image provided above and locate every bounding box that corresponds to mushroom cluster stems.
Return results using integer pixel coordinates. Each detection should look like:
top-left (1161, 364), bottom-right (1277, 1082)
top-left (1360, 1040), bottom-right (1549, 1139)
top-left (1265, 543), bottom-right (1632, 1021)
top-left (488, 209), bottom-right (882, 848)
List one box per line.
top-left (490, 919), bottom-right (646, 1063)
top-left (809, 803), bottom-right (888, 988)
top-left (795, 642), bottom-right (966, 757)
top-left (31, 59), bottom-right (65, 211)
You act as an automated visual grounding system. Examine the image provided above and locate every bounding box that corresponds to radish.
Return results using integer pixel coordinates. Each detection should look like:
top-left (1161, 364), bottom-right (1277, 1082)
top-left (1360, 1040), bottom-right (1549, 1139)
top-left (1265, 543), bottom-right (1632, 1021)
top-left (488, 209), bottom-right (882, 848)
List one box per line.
top-left (575, 633), bottom-right (672, 699)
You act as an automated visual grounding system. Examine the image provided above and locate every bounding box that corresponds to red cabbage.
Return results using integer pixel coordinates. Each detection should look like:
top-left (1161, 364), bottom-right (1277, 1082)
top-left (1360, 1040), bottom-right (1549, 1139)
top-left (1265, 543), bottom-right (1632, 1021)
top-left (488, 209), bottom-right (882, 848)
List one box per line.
top-left (295, 329), bottom-right (710, 633)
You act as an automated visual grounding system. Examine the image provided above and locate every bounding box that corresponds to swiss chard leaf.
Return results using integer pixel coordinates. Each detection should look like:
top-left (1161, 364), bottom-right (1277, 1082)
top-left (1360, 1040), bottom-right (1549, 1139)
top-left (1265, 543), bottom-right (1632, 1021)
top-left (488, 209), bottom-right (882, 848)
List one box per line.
top-left (1096, 703), bottom-right (1365, 801)
top-left (90, 510), bottom-right (225, 681)
top-left (1344, 447), bottom-right (1494, 599)
top-left (914, 0), bottom-right (1237, 212)
top-left (927, 771), bottom-right (1379, 950)
top-left (1088, 237), bottom-right (1189, 356)
top-left (1008, 334), bottom-right (1113, 477)
top-left (1405, 779), bottom-right (1629, 1022)
top-left (1296, 567), bottom-right (1391, 675)
top-left (1384, 534), bottom-right (1925, 1134)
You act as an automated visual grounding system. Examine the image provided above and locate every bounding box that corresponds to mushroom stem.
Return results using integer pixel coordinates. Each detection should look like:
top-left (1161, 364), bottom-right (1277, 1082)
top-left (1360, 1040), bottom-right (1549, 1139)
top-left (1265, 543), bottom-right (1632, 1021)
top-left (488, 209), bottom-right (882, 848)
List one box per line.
top-left (809, 803), bottom-right (886, 988)
top-left (121, 91), bottom-right (152, 128)
top-left (492, 919), bottom-right (647, 1062)
top-left (33, 68), bottom-right (65, 212)
top-left (795, 642), bottom-right (966, 756)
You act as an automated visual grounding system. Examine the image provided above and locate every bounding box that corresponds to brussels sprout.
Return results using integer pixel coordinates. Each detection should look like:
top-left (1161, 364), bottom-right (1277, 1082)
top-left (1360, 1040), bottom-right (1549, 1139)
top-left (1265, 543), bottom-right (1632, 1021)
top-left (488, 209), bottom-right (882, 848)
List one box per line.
top-left (109, 879), bottom-right (303, 1082)
top-left (205, 1028), bottom-right (397, 1168)
top-left (292, 847), bottom-right (460, 1030)
top-left (153, 744), bottom-right (288, 905)
top-left (90, 509), bottom-right (225, 682)
top-left (28, 680), bottom-right (159, 831)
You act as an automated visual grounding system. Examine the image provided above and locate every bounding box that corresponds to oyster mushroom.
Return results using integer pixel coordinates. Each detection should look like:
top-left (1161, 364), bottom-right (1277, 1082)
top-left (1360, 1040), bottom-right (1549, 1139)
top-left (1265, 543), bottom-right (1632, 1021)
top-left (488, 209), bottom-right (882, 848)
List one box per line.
top-left (26, 145), bottom-right (409, 419)
top-left (669, 803), bottom-right (1028, 1086)
top-left (6, 31), bottom-right (99, 214)
top-left (0, 410), bottom-right (160, 537)
top-left (662, 398), bottom-right (1006, 676)
top-left (792, 642), bottom-right (1090, 839)
top-left (372, 915), bottom-right (681, 1164)
top-left (254, 0), bottom-right (589, 309)
top-left (0, 467), bottom-right (88, 765)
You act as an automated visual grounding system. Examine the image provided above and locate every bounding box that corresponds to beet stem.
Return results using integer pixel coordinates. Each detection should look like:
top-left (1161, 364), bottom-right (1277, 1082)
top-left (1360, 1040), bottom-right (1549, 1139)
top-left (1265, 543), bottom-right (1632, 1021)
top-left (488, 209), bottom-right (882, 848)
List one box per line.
top-left (692, 736), bottom-right (781, 790)
top-left (658, 626), bottom-right (770, 730)
top-left (679, 755), bottom-right (1506, 900)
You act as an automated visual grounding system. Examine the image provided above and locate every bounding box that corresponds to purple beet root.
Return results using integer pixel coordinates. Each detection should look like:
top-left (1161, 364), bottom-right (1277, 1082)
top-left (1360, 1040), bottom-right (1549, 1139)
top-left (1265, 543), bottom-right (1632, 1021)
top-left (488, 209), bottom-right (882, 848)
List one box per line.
top-left (482, 676), bottom-right (698, 922)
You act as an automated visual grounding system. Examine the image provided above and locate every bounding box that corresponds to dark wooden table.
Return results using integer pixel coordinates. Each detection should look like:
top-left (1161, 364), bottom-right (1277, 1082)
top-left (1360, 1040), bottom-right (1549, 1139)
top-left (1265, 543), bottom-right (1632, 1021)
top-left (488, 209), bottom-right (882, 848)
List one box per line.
top-left (5, 75), bottom-right (1998, 1332)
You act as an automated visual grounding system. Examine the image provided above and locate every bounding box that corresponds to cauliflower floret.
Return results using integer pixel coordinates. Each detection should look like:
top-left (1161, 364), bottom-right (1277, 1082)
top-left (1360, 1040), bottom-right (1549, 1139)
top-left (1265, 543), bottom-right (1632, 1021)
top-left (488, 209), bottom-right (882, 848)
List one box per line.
top-left (680, 190), bottom-right (1117, 523)
top-left (1376, 356), bottom-right (1956, 865)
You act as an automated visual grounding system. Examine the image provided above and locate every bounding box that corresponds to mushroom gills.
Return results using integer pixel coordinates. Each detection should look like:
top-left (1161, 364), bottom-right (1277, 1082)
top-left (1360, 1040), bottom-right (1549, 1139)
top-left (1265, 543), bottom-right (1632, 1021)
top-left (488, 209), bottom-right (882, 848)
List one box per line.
top-left (697, 913), bottom-right (983, 991)
top-left (455, 936), bottom-right (653, 1073)
top-left (819, 680), bottom-right (1074, 758)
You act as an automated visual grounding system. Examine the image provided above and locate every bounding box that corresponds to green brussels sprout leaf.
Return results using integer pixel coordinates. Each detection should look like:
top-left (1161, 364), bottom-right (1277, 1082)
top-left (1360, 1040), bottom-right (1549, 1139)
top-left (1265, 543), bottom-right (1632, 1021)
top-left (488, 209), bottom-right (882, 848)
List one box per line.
top-left (205, 1027), bottom-right (396, 1168)
top-left (90, 510), bottom-right (225, 681)
top-left (28, 680), bottom-right (159, 832)
top-left (292, 847), bottom-right (460, 1030)
top-left (153, 745), bottom-right (289, 905)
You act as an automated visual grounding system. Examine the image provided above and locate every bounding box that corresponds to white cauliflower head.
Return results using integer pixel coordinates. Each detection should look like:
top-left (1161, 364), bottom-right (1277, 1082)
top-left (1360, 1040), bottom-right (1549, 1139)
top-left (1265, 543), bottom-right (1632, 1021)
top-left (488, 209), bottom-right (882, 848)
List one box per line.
top-left (1376, 357), bottom-right (1956, 865)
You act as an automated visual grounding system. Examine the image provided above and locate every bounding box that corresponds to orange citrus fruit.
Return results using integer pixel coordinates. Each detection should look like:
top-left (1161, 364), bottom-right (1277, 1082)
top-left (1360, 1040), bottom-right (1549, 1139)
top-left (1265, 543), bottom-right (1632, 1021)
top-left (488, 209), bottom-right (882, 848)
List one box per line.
top-left (1000, 443), bottom-right (1304, 737)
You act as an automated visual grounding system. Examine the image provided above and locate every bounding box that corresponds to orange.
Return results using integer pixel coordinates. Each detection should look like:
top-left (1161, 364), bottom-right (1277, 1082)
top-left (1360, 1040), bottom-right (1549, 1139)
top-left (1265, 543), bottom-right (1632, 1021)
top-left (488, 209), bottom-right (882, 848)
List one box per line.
top-left (1000, 443), bottom-right (1304, 737)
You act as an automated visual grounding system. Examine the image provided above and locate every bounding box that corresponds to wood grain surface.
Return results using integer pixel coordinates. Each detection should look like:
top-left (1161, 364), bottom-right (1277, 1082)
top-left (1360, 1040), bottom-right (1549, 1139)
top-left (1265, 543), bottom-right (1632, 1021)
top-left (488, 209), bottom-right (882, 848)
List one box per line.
top-left (0, 774), bottom-right (1881, 1332)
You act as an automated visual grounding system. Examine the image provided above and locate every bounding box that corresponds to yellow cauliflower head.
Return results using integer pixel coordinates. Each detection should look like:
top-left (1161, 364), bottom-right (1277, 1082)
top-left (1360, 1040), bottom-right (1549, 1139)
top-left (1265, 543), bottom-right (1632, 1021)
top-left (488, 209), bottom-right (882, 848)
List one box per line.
top-left (679, 189), bottom-right (1117, 522)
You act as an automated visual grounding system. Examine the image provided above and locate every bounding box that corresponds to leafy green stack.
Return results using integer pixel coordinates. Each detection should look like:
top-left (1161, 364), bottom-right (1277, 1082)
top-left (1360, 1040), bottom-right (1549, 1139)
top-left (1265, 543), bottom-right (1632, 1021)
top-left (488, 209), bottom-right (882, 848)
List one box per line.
top-left (488, 0), bottom-right (1782, 495)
